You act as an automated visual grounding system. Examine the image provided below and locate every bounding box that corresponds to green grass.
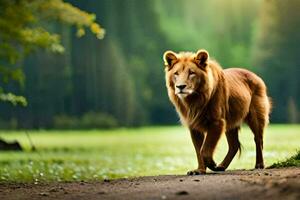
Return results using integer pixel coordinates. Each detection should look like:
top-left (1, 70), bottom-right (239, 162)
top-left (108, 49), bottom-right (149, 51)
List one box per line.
top-left (268, 150), bottom-right (300, 168)
top-left (0, 125), bottom-right (299, 183)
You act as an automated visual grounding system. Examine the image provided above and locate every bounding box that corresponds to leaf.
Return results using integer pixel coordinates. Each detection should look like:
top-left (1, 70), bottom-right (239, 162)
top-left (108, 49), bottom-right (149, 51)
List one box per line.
top-left (0, 92), bottom-right (27, 107)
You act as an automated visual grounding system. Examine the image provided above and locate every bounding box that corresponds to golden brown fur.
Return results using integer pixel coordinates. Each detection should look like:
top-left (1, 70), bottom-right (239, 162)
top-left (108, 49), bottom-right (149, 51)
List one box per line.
top-left (163, 50), bottom-right (271, 174)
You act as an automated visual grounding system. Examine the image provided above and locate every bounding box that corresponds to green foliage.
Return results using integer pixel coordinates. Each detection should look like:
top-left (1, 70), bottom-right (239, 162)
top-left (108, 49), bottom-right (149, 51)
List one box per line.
top-left (1, 0), bottom-right (175, 128)
top-left (0, 0), bottom-right (298, 127)
top-left (80, 112), bottom-right (118, 129)
top-left (269, 150), bottom-right (300, 168)
top-left (0, 93), bottom-right (27, 107)
top-left (0, 125), bottom-right (299, 182)
top-left (0, 118), bottom-right (18, 129)
top-left (53, 112), bottom-right (118, 129)
top-left (254, 0), bottom-right (300, 123)
top-left (53, 115), bottom-right (79, 129)
top-left (156, 0), bottom-right (260, 68)
top-left (0, 0), bottom-right (104, 106)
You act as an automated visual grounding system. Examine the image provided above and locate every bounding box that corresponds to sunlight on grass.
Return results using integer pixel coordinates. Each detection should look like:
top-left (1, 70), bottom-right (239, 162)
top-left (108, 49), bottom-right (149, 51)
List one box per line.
top-left (0, 125), bottom-right (299, 182)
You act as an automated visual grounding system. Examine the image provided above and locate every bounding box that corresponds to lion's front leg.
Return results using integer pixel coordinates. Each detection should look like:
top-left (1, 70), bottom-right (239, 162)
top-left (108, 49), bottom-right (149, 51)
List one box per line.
top-left (187, 128), bottom-right (206, 175)
top-left (200, 120), bottom-right (225, 171)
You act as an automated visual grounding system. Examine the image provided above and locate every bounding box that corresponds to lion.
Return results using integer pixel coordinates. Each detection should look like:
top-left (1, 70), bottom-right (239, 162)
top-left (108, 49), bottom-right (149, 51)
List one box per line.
top-left (163, 49), bottom-right (271, 175)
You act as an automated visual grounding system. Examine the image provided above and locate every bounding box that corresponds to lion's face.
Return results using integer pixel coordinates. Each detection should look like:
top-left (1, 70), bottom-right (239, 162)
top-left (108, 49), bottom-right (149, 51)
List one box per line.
top-left (164, 50), bottom-right (211, 100)
top-left (169, 61), bottom-right (200, 99)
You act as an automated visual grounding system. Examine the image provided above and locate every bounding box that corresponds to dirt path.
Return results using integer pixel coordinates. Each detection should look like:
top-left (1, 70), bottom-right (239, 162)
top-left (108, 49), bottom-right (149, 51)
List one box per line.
top-left (0, 168), bottom-right (299, 200)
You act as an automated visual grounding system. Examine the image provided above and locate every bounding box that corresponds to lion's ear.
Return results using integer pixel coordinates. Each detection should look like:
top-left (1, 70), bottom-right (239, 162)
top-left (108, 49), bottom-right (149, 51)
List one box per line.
top-left (195, 50), bottom-right (209, 68)
top-left (163, 51), bottom-right (177, 69)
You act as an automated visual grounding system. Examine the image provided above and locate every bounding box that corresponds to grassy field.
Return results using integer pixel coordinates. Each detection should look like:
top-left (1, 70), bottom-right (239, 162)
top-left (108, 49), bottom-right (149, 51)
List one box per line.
top-left (0, 125), bottom-right (299, 183)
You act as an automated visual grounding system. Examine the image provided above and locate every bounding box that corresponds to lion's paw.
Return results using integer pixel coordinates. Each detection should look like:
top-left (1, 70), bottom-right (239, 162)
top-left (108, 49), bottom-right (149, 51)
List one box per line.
top-left (214, 165), bottom-right (226, 171)
top-left (203, 157), bottom-right (217, 171)
top-left (187, 169), bottom-right (206, 175)
top-left (255, 163), bottom-right (265, 169)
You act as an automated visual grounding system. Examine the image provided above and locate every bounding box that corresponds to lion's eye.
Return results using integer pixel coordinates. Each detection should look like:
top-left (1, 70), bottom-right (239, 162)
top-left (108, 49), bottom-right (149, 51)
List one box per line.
top-left (189, 70), bottom-right (195, 76)
top-left (174, 71), bottom-right (179, 76)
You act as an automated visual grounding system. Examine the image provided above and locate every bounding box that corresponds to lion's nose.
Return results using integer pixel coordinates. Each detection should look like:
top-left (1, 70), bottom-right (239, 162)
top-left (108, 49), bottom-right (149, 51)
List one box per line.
top-left (176, 85), bottom-right (187, 90)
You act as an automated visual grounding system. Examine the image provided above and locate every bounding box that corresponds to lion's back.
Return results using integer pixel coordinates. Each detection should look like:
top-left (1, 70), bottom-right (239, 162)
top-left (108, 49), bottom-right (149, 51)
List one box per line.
top-left (224, 68), bottom-right (268, 98)
top-left (223, 68), bottom-right (270, 128)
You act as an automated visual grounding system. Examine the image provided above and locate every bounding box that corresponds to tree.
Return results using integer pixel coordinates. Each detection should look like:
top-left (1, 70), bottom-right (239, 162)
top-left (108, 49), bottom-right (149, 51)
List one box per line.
top-left (0, 0), bottom-right (104, 106)
top-left (254, 0), bottom-right (300, 123)
top-left (1, 0), bottom-right (271, 128)
top-left (156, 0), bottom-right (261, 68)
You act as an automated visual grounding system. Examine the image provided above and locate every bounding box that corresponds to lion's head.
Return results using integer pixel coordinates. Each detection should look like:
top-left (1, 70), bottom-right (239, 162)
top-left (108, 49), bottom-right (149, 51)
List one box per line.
top-left (163, 50), bottom-right (214, 101)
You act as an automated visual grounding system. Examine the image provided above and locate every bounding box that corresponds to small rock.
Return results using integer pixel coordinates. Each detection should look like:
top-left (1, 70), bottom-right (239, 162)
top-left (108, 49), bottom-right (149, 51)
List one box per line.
top-left (161, 195), bottom-right (167, 199)
top-left (103, 178), bottom-right (110, 183)
top-left (39, 192), bottom-right (49, 196)
top-left (193, 179), bottom-right (200, 182)
top-left (176, 191), bottom-right (189, 195)
top-left (98, 191), bottom-right (106, 195)
top-left (49, 188), bottom-right (59, 192)
top-left (179, 179), bottom-right (183, 182)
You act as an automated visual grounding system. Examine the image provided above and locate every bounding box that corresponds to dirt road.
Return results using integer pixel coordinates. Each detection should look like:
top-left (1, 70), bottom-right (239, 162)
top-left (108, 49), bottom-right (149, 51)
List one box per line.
top-left (0, 168), bottom-right (299, 200)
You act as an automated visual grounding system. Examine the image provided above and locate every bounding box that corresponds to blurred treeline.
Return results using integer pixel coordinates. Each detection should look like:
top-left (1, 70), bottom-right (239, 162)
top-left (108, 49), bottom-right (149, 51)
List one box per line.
top-left (0, 0), bottom-right (299, 129)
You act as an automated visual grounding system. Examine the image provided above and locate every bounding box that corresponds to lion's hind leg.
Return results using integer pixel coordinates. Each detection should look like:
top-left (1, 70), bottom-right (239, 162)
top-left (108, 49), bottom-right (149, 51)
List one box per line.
top-left (215, 127), bottom-right (241, 171)
top-left (246, 95), bottom-right (269, 169)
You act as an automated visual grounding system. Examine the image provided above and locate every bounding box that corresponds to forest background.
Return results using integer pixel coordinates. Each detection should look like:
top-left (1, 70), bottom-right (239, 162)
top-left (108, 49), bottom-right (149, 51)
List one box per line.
top-left (1, 0), bottom-right (299, 129)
